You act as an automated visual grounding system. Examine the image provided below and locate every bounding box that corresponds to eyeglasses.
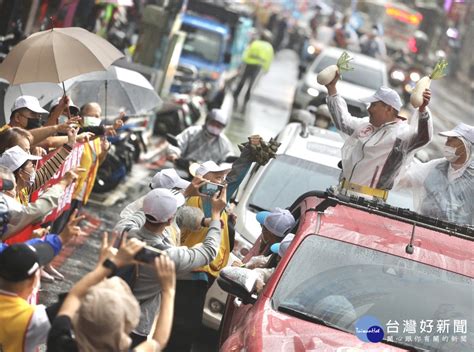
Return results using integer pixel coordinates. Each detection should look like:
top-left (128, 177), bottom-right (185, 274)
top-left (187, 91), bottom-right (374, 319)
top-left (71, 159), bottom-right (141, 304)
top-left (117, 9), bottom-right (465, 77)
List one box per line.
top-left (20, 112), bottom-right (42, 120)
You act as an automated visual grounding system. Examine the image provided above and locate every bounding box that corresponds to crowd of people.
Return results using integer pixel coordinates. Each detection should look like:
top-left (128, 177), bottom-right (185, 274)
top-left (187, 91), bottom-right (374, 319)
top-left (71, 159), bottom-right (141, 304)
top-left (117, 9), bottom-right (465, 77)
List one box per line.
top-left (0, 86), bottom-right (279, 351)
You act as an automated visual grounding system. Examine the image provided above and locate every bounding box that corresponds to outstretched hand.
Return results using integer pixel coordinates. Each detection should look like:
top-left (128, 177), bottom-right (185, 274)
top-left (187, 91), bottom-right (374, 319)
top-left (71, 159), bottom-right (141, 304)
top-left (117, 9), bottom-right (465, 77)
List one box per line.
top-left (59, 209), bottom-right (86, 244)
top-left (154, 255), bottom-right (176, 295)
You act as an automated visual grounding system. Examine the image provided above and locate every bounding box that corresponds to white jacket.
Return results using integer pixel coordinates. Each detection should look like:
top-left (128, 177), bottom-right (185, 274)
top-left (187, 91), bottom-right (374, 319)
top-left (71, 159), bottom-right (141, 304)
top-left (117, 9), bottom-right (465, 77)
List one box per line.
top-left (327, 94), bottom-right (433, 190)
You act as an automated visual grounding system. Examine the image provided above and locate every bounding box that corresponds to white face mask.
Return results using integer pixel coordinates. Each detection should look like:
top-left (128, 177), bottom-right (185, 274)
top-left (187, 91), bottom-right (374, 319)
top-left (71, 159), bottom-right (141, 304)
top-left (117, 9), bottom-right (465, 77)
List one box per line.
top-left (58, 115), bottom-right (68, 124)
top-left (443, 145), bottom-right (459, 163)
top-left (21, 169), bottom-right (36, 187)
top-left (206, 124), bottom-right (223, 136)
top-left (83, 116), bottom-right (102, 127)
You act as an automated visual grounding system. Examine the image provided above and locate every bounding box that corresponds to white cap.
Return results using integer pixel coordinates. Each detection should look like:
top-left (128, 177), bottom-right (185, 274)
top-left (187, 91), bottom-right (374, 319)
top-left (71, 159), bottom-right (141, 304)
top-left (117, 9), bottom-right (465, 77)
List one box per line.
top-left (196, 161), bottom-right (232, 176)
top-left (150, 168), bottom-right (190, 190)
top-left (11, 95), bottom-right (48, 114)
top-left (278, 233), bottom-right (295, 257)
top-left (360, 86), bottom-right (403, 112)
top-left (142, 188), bottom-right (180, 224)
top-left (208, 109), bottom-right (228, 126)
top-left (439, 123), bottom-right (474, 144)
top-left (256, 208), bottom-right (296, 238)
top-left (0, 146), bottom-right (42, 172)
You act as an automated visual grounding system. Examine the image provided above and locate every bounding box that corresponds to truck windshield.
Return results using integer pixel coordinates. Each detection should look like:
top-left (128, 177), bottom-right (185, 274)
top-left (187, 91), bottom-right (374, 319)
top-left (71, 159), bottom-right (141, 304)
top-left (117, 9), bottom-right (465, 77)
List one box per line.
top-left (273, 235), bottom-right (473, 351)
top-left (181, 23), bottom-right (223, 64)
top-left (313, 56), bottom-right (384, 90)
top-left (248, 155), bottom-right (341, 211)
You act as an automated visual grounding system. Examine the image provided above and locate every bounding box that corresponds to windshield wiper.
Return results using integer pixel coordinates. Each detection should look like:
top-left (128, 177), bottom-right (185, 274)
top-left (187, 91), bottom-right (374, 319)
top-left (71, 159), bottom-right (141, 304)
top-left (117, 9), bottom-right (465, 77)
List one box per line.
top-left (279, 305), bottom-right (429, 352)
top-left (248, 203), bottom-right (266, 212)
top-left (278, 305), bottom-right (349, 334)
top-left (381, 338), bottom-right (430, 352)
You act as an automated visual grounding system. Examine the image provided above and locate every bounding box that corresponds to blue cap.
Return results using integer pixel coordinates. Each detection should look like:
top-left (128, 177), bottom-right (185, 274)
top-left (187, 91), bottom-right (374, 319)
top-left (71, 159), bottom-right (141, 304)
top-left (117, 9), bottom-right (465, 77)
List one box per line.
top-left (256, 211), bottom-right (271, 225)
top-left (270, 243), bottom-right (280, 255)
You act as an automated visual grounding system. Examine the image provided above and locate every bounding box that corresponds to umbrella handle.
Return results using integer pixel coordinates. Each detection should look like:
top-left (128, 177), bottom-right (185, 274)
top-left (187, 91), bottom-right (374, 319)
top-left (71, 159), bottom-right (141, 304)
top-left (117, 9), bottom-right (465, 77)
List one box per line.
top-left (62, 81), bottom-right (71, 120)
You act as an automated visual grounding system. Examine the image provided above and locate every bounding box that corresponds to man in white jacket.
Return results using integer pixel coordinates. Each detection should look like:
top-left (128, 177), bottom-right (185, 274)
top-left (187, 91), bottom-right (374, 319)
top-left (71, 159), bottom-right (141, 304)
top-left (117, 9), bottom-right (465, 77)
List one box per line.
top-left (325, 73), bottom-right (432, 200)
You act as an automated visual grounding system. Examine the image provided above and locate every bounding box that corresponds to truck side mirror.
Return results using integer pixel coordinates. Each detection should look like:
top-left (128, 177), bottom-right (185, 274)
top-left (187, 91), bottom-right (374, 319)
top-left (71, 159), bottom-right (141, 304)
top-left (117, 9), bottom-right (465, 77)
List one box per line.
top-left (217, 267), bottom-right (258, 305)
top-left (224, 52), bottom-right (232, 64)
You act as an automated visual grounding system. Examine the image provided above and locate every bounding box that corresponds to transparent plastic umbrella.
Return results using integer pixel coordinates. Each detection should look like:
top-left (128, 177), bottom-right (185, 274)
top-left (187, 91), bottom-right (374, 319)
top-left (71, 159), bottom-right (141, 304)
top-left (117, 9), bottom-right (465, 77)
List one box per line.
top-left (64, 66), bottom-right (162, 117)
top-left (3, 82), bottom-right (62, 122)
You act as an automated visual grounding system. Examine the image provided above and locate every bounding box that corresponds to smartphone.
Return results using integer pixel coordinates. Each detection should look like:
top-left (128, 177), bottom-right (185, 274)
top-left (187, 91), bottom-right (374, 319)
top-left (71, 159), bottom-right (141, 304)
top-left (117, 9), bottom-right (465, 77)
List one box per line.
top-left (134, 246), bottom-right (164, 264)
top-left (199, 182), bottom-right (223, 197)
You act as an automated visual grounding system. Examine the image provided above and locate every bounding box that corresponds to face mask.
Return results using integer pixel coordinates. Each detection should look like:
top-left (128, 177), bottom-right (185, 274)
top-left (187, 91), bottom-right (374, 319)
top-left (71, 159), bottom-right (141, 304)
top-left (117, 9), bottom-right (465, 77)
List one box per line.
top-left (443, 145), bottom-right (459, 163)
top-left (21, 169), bottom-right (36, 187)
top-left (58, 114), bottom-right (69, 124)
top-left (83, 116), bottom-right (102, 127)
top-left (26, 118), bottom-right (42, 130)
top-left (206, 124), bottom-right (223, 136)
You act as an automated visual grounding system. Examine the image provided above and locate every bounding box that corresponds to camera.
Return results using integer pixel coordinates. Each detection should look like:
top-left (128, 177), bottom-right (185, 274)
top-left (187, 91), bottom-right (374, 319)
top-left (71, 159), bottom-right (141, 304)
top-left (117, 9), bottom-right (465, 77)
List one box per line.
top-left (134, 246), bottom-right (164, 264)
top-left (199, 182), bottom-right (223, 196)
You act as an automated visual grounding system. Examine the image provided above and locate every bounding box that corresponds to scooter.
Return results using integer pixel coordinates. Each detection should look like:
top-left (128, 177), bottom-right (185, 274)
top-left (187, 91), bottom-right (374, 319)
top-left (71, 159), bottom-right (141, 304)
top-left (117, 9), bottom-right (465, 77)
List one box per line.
top-left (153, 87), bottom-right (207, 137)
top-left (164, 133), bottom-right (237, 180)
top-left (93, 121), bottom-right (147, 193)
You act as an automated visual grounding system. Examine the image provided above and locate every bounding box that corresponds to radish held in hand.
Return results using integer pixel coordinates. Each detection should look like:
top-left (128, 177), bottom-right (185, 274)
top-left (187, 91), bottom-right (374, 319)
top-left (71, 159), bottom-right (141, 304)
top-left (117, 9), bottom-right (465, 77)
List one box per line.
top-left (317, 51), bottom-right (354, 85)
top-left (410, 59), bottom-right (448, 108)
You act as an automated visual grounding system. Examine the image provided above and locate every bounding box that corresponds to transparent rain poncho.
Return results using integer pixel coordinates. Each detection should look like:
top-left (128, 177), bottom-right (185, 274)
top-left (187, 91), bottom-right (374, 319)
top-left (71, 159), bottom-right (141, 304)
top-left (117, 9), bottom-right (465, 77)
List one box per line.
top-left (395, 136), bottom-right (474, 226)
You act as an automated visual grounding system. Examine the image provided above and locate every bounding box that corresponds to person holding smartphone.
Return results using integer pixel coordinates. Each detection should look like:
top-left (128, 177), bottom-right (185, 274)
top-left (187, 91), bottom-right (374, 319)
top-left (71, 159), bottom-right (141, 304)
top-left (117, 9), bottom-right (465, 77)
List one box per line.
top-left (115, 187), bottom-right (227, 348)
top-left (166, 136), bottom-right (268, 352)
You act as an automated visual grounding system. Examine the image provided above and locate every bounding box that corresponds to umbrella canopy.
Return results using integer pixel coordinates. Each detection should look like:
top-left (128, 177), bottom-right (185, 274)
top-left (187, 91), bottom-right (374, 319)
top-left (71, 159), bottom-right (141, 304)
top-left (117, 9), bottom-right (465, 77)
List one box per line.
top-left (0, 27), bottom-right (123, 85)
top-left (3, 82), bottom-right (62, 122)
top-left (64, 66), bottom-right (162, 117)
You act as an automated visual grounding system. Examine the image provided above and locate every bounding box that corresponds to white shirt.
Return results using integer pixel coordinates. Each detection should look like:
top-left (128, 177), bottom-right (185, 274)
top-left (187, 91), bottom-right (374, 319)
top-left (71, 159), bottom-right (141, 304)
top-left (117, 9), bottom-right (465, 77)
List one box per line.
top-left (327, 94), bottom-right (432, 190)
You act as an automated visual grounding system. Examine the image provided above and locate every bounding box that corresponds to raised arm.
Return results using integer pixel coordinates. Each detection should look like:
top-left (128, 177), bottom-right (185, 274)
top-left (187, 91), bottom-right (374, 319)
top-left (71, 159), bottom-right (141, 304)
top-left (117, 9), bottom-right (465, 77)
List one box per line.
top-left (167, 188), bottom-right (227, 273)
top-left (136, 256), bottom-right (176, 351)
top-left (404, 90), bottom-right (433, 153)
top-left (56, 234), bottom-right (144, 318)
top-left (325, 72), bottom-right (367, 135)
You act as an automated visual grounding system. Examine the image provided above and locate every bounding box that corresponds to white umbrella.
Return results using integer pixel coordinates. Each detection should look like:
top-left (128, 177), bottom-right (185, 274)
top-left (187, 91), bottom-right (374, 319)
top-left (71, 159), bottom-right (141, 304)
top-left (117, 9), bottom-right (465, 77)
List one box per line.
top-left (3, 82), bottom-right (62, 123)
top-left (64, 66), bottom-right (162, 117)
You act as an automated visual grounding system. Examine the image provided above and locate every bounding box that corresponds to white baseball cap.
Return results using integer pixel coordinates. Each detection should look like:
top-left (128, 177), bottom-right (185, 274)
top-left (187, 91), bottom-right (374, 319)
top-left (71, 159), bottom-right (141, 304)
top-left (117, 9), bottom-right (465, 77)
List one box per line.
top-left (208, 109), bottom-right (228, 126)
top-left (150, 168), bottom-right (190, 190)
top-left (0, 146), bottom-right (42, 172)
top-left (360, 86), bottom-right (403, 112)
top-left (195, 161), bottom-right (232, 177)
top-left (256, 208), bottom-right (296, 238)
top-left (270, 233), bottom-right (295, 257)
top-left (11, 95), bottom-right (48, 114)
top-left (439, 123), bottom-right (474, 144)
top-left (142, 188), bottom-right (180, 224)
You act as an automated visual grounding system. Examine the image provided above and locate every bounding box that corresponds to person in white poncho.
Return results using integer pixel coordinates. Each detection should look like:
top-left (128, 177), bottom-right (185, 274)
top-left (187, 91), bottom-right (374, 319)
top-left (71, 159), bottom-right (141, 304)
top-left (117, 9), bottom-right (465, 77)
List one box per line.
top-left (395, 123), bottom-right (474, 226)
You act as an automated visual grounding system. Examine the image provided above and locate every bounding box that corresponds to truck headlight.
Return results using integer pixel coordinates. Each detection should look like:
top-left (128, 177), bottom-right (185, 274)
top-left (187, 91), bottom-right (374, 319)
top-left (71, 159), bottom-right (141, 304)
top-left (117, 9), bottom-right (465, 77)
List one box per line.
top-left (307, 87), bottom-right (320, 97)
